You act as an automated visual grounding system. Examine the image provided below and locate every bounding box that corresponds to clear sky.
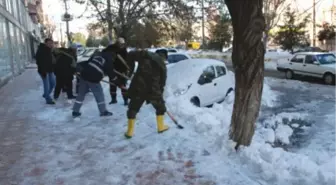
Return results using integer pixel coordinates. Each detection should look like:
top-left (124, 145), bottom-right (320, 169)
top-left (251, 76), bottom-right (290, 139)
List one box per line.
top-left (42, 0), bottom-right (92, 37)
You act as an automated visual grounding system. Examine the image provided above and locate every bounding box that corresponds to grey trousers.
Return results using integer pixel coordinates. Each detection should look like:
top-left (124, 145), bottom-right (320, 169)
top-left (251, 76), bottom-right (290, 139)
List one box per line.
top-left (73, 78), bottom-right (107, 114)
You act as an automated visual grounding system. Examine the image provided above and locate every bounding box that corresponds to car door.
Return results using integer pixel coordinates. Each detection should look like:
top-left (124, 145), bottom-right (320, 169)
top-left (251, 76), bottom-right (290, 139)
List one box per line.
top-left (214, 65), bottom-right (230, 101)
top-left (290, 54), bottom-right (305, 75)
top-left (302, 55), bottom-right (322, 77)
top-left (197, 65), bottom-right (217, 106)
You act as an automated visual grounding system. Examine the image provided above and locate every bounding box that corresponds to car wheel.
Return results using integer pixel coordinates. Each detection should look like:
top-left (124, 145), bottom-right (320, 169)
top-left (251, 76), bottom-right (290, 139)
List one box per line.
top-left (285, 69), bottom-right (294, 79)
top-left (323, 73), bottom-right (335, 85)
top-left (190, 97), bottom-right (200, 107)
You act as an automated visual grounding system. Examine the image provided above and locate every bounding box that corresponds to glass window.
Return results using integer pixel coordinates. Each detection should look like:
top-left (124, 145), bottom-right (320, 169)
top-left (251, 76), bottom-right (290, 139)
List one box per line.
top-left (5, 0), bottom-right (12, 14)
top-left (291, 55), bottom-right (305, 63)
top-left (316, 54), bottom-right (336, 65)
top-left (304, 55), bottom-right (317, 64)
top-left (167, 55), bottom-right (175, 63)
top-left (216, 66), bottom-right (226, 77)
top-left (9, 22), bottom-right (20, 74)
top-left (12, 0), bottom-right (18, 19)
top-left (174, 54), bottom-right (188, 62)
top-left (202, 66), bottom-right (216, 80)
top-left (0, 16), bottom-right (11, 78)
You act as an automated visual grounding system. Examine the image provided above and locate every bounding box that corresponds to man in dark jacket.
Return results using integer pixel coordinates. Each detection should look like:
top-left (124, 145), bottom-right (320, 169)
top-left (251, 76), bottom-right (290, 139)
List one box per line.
top-left (72, 44), bottom-right (123, 118)
top-left (109, 37), bottom-right (133, 105)
top-left (36, 38), bottom-right (56, 104)
top-left (124, 49), bottom-right (169, 138)
top-left (53, 45), bottom-right (77, 100)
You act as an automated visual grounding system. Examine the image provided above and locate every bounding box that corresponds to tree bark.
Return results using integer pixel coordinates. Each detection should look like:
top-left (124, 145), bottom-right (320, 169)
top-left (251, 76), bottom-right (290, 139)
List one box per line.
top-left (225, 0), bottom-right (266, 148)
top-left (106, 0), bottom-right (113, 43)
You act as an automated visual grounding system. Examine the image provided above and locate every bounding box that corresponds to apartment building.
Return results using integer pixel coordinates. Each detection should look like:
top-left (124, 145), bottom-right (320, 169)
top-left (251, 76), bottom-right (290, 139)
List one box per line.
top-left (0, 0), bottom-right (42, 86)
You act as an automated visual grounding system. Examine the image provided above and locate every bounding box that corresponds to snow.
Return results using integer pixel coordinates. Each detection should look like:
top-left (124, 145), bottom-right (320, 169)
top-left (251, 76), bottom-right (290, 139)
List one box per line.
top-left (185, 50), bottom-right (293, 70)
top-left (10, 71), bottom-right (335, 185)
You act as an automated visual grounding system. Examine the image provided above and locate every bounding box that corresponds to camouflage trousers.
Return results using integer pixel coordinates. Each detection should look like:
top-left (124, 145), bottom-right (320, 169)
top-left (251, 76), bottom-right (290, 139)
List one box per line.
top-left (127, 97), bottom-right (166, 119)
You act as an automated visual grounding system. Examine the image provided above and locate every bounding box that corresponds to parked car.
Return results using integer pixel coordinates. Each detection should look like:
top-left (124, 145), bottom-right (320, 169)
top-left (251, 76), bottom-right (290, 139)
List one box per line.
top-left (167, 53), bottom-right (191, 64)
top-left (277, 52), bottom-right (335, 85)
top-left (292, 47), bottom-right (327, 54)
top-left (165, 59), bottom-right (234, 107)
top-left (77, 48), bottom-right (101, 63)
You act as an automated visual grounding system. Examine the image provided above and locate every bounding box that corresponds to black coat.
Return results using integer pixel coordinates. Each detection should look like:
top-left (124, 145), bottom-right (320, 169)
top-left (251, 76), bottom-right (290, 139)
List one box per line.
top-left (36, 43), bottom-right (54, 75)
top-left (54, 48), bottom-right (76, 80)
top-left (80, 51), bottom-right (118, 83)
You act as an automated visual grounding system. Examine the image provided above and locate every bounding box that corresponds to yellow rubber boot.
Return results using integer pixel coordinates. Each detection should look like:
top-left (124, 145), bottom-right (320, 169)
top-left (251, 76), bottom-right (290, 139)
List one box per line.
top-left (157, 115), bottom-right (169, 133)
top-left (125, 119), bottom-right (135, 139)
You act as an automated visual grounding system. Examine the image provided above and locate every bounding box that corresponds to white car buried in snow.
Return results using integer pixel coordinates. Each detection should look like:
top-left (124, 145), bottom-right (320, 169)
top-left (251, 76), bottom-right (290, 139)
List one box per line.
top-left (277, 52), bottom-right (336, 85)
top-left (165, 58), bottom-right (234, 107)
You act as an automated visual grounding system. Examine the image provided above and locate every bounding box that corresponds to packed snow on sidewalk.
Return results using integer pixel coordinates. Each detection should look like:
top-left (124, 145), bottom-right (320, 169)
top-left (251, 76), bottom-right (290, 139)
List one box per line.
top-left (11, 75), bottom-right (335, 185)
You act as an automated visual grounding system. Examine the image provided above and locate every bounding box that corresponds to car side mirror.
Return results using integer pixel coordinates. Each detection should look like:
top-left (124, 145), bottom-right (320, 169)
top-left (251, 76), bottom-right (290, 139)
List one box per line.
top-left (313, 61), bottom-right (319, 65)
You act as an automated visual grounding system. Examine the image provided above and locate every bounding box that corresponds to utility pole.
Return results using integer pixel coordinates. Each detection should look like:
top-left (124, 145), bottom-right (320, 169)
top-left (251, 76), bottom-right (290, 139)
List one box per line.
top-left (201, 0), bottom-right (205, 47)
top-left (63, 0), bottom-right (72, 46)
top-left (107, 0), bottom-right (113, 43)
top-left (60, 23), bottom-right (63, 46)
top-left (313, 0), bottom-right (316, 47)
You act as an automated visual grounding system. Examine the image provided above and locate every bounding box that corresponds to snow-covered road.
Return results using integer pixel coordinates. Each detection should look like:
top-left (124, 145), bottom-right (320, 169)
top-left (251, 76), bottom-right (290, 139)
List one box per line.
top-left (1, 69), bottom-right (335, 185)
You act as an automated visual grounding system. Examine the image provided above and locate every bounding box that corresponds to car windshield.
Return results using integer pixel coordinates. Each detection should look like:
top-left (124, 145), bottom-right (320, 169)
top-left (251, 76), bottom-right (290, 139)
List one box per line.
top-left (316, 54), bottom-right (336, 65)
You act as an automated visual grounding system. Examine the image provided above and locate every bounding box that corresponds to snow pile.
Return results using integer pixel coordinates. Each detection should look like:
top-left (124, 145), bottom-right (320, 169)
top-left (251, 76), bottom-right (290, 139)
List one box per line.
top-left (165, 77), bottom-right (335, 185)
top-left (165, 78), bottom-right (278, 139)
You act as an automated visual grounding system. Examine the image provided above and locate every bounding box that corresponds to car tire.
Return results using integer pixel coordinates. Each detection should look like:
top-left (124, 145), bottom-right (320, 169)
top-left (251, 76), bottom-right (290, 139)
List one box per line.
top-left (190, 97), bottom-right (200, 107)
top-left (285, 69), bottom-right (294, 79)
top-left (323, 73), bottom-right (335, 85)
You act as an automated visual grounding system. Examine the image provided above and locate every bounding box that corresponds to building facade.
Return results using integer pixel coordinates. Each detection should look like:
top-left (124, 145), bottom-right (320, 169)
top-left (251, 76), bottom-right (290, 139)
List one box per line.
top-left (0, 0), bottom-right (42, 86)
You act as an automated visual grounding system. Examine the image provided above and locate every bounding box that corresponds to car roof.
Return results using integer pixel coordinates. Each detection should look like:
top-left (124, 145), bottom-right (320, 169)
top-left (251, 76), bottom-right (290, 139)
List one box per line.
top-left (294, 52), bottom-right (329, 55)
top-left (168, 52), bottom-right (189, 56)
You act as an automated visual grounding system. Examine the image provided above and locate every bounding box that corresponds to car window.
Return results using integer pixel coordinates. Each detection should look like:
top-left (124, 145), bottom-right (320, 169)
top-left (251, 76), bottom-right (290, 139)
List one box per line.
top-left (291, 55), bottom-right (305, 63)
top-left (168, 49), bottom-right (177, 52)
top-left (202, 66), bottom-right (216, 80)
top-left (174, 55), bottom-right (188, 62)
top-left (305, 55), bottom-right (317, 64)
top-left (167, 55), bottom-right (175, 63)
top-left (216, 66), bottom-right (226, 77)
top-left (316, 54), bottom-right (336, 64)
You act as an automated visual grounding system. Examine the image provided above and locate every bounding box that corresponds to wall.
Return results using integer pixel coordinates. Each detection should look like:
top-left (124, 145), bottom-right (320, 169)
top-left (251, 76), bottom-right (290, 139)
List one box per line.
top-left (0, 0), bottom-right (41, 87)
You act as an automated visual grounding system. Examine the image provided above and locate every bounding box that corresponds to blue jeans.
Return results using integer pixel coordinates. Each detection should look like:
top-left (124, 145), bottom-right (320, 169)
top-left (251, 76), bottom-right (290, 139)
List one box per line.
top-left (41, 73), bottom-right (56, 102)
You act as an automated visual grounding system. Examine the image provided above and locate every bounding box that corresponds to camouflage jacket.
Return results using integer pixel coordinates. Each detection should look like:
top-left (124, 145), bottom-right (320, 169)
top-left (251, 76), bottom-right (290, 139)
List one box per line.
top-left (127, 50), bottom-right (167, 100)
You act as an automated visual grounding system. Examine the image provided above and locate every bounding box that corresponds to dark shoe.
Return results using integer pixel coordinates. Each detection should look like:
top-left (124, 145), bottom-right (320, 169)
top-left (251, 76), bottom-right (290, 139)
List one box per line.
top-left (109, 99), bottom-right (117, 104)
top-left (68, 95), bottom-right (76, 99)
top-left (100, 111), bottom-right (113, 117)
top-left (46, 100), bottom-right (55, 105)
top-left (72, 112), bottom-right (81, 118)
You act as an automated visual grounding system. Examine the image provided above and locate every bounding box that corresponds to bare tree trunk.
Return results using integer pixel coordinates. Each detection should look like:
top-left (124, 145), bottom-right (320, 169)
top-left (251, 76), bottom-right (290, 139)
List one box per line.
top-left (225, 0), bottom-right (266, 148)
top-left (106, 0), bottom-right (113, 43)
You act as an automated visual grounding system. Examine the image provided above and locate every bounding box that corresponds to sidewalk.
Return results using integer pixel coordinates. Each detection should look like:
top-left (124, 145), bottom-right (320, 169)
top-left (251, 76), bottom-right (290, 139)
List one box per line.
top-left (0, 69), bottom-right (44, 184)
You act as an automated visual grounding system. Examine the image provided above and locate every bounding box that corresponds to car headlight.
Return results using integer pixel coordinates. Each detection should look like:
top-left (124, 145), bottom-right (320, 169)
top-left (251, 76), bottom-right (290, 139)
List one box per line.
top-left (173, 84), bottom-right (192, 96)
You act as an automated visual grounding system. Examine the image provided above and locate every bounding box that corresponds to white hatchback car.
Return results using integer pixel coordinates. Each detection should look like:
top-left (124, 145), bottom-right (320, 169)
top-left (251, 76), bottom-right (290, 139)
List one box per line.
top-left (165, 58), bottom-right (234, 107)
top-left (277, 52), bottom-right (335, 84)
